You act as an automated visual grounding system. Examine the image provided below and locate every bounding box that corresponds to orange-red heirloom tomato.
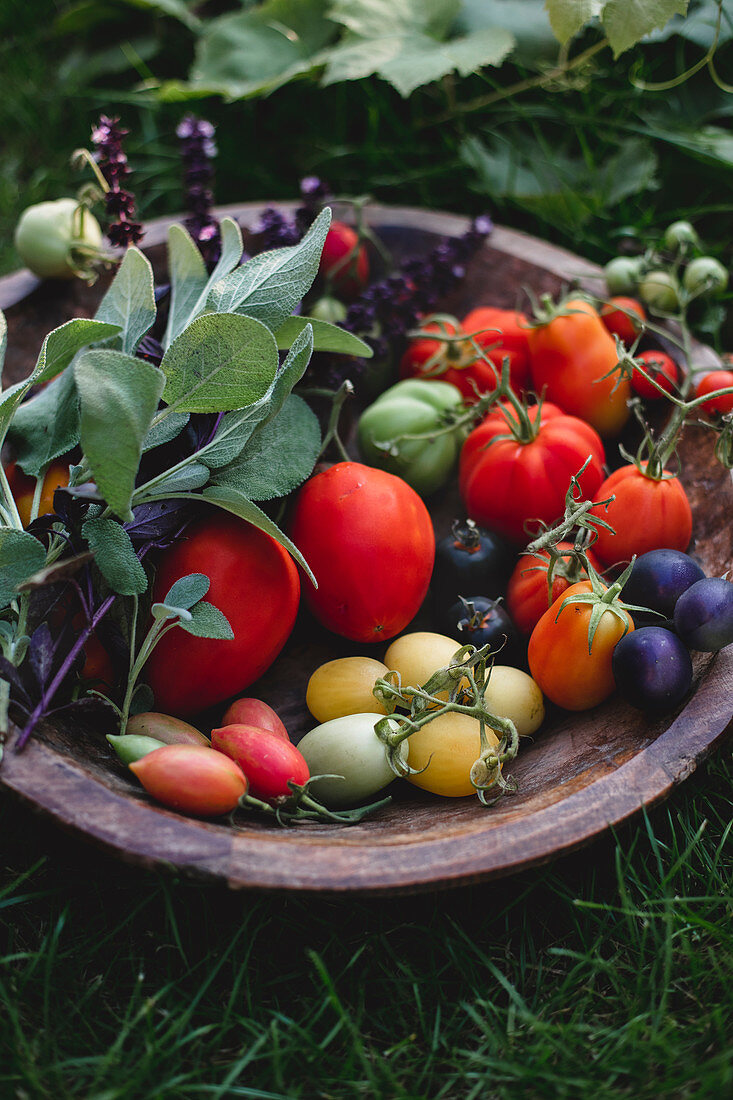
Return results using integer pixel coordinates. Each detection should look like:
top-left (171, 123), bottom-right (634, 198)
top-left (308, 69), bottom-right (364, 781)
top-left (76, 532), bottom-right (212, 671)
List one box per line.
top-left (506, 541), bottom-right (603, 635)
top-left (129, 744), bottom-right (247, 817)
top-left (459, 402), bottom-right (605, 545)
top-left (221, 697), bottom-right (289, 741)
top-left (146, 514), bottom-right (300, 717)
top-left (600, 297), bottom-right (645, 344)
top-left (528, 298), bottom-right (631, 437)
top-left (399, 319), bottom-right (501, 403)
top-left (528, 581), bottom-right (634, 710)
top-left (462, 306), bottom-right (532, 393)
top-left (211, 724), bottom-right (309, 801)
top-left (694, 370), bottom-right (733, 416)
top-left (588, 464), bottom-right (693, 567)
top-left (5, 459), bottom-right (69, 527)
top-left (288, 461), bottom-right (435, 643)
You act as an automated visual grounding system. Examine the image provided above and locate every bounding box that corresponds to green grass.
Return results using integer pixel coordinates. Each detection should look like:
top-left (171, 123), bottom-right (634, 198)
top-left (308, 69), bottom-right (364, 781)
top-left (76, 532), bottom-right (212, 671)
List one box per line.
top-left (1, 749), bottom-right (731, 1099)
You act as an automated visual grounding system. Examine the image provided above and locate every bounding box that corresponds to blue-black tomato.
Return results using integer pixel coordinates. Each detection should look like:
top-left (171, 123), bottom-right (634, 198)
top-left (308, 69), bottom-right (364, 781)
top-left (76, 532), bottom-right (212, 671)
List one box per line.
top-left (612, 627), bottom-right (693, 714)
top-left (432, 520), bottom-right (517, 614)
top-left (673, 577), bottom-right (733, 652)
top-left (621, 548), bottom-right (706, 628)
top-left (442, 596), bottom-right (523, 666)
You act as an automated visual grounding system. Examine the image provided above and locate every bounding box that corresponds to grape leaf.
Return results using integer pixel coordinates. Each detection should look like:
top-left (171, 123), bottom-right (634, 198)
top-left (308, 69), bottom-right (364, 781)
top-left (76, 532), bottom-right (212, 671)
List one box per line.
top-left (160, 312), bottom-right (278, 414)
top-left (75, 350), bottom-right (166, 521)
top-left (544, 0), bottom-right (604, 43)
top-left (83, 516), bottom-right (148, 595)
top-left (603, 0), bottom-right (689, 57)
top-left (95, 246), bottom-right (156, 355)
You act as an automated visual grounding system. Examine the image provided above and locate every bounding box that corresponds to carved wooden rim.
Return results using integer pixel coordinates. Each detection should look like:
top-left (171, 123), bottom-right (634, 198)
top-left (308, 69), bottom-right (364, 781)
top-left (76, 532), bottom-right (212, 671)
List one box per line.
top-left (1, 204), bottom-right (731, 894)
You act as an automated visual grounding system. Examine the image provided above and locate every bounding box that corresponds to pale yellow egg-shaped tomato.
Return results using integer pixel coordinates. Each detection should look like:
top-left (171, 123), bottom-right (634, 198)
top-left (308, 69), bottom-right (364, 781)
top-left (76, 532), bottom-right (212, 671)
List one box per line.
top-left (483, 666), bottom-right (544, 737)
top-left (407, 712), bottom-right (500, 797)
top-left (306, 656), bottom-right (389, 723)
top-left (384, 631), bottom-right (465, 698)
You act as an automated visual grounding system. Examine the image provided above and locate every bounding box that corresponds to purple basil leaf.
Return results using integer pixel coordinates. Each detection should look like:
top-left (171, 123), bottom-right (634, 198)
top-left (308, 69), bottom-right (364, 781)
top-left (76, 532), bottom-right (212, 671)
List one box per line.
top-left (28, 623), bottom-right (56, 689)
top-left (124, 499), bottom-right (192, 543)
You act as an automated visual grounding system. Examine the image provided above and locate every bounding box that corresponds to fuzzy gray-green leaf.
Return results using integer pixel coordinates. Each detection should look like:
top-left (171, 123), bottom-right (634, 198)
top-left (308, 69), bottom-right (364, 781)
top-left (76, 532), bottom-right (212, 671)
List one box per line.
top-left (0, 527), bottom-right (47, 607)
top-left (7, 370), bottom-right (81, 477)
top-left (274, 315), bottom-right (373, 357)
top-left (160, 312), bottom-right (278, 414)
top-left (75, 350), bottom-right (165, 521)
top-left (164, 572), bottom-right (210, 610)
top-left (82, 516), bottom-right (148, 595)
top-left (180, 600), bottom-right (235, 640)
top-left (95, 247), bottom-right (157, 355)
top-left (164, 222), bottom-right (208, 348)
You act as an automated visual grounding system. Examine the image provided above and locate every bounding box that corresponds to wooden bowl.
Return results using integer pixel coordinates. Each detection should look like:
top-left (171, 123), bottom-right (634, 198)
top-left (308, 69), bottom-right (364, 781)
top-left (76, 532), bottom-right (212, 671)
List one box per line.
top-left (1, 204), bottom-right (731, 894)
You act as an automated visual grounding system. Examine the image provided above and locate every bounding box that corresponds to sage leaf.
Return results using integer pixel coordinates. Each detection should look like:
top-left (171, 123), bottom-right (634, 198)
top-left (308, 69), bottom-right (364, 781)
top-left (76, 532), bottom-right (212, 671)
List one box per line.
top-left (8, 369), bottom-right (81, 477)
top-left (164, 222), bottom-right (208, 348)
top-left (82, 516), bottom-right (148, 595)
top-left (95, 246), bottom-right (157, 355)
top-left (149, 463), bottom-right (210, 494)
top-left (179, 600), bottom-right (235, 640)
top-left (199, 485), bottom-right (316, 585)
top-left (0, 527), bottom-right (47, 607)
top-left (160, 311), bottom-right (278, 414)
top-left (164, 572), bottom-right (210, 610)
top-left (75, 350), bottom-right (165, 521)
top-left (142, 411), bottom-right (190, 452)
top-left (211, 394), bottom-right (320, 501)
top-left (206, 207), bottom-right (331, 331)
top-left (274, 314), bottom-right (372, 357)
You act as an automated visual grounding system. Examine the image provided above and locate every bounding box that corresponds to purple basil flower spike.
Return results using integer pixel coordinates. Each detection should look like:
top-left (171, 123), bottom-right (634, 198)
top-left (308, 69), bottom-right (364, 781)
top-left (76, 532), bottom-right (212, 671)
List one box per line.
top-left (177, 113), bottom-right (221, 266)
top-left (90, 114), bottom-right (144, 248)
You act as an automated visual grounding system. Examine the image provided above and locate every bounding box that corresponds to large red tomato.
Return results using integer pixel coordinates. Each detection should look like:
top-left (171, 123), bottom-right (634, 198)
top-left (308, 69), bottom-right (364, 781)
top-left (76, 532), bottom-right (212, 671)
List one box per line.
top-left (528, 298), bottom-right (631, 437)
top-left (588, 464), bottom-right (693, 566)
top-left (146, 513), bottom-right (300, 717)
top-left (506, 541), bottom-right (603, 635)
top-left (461, 306), bottom-right (532, 393)
top-left (288, 462), bottom-right (435, 643)
top-left (459, 402), bottom-right (605, 545)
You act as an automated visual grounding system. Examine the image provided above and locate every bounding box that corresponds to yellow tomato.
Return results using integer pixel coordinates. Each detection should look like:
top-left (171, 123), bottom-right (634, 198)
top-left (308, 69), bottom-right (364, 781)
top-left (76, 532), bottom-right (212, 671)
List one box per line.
top-left (407, 711), bottom-right (500, 797)
top-left (306, 656), bottom-right (389, 723)
top-left (484, 666), bottom-right (544, 736)
top-left (384, 631), bottom-right (465, 698)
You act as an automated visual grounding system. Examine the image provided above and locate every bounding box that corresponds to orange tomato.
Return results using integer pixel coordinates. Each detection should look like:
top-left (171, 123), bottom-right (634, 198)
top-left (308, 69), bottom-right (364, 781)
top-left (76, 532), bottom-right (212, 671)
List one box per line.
top-left (5, 459), bottom-right (69, 527)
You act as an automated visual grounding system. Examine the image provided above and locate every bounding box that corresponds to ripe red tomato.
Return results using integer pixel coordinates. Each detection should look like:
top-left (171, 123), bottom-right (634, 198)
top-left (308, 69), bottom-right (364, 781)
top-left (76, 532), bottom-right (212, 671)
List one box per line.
top-left (459, 402), bottom-right (605, 545)
top-left (319, 221), bottom-right (369, 300)
top-left (288, 462), bottom-right (435, 642)
top-left (462, 306), bottom-right (532, 393)
top-left (694, 370), bottom-right (733, 416)
top-left (600, 297), bottom-right (645, 344)
top-left (588, 464), bottom-right (693, 567)
top-left (528, 580), bottom-right (634, 710)
top-left (506, 541), bottom-right (603, 635)
top-left (528, 298), bottom-right (631, 437)
top-left (146, 513), bottom-right (300, 717)
top-left (631, 350), bottom-right (680, 400)
top-left (211, 724), bottom-right (309, 801)
top-left (221, 697), bottom-right (289, 741)
top-left (399, 319), bottom-right (500, 404)
top-left (5, 459), bottom-right (69, 527)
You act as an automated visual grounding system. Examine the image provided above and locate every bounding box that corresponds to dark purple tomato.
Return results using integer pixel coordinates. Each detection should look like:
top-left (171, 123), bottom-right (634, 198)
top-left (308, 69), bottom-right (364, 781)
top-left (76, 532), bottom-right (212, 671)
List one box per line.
top-left (432, 519), bottom-right (517, 613)
top-left (612, 627), bottom-right (693, 713)
top-left (673, 577), bottom-right (733, 651)
top-left (621, 548), bottom-right (706, 628)
top-left (443, 596), bottom-right (522, 665)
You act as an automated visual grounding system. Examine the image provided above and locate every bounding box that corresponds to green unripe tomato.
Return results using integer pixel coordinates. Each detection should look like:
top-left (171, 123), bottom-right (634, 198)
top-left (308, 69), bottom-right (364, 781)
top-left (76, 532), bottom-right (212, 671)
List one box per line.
top-left (639, 270), bottom-right (680, 313)
top-left (663, 220), bottom-right (699, 251)
top-left (357, 378), bottom-right (464, 496)
top-left (308, 296), bottom-right (348, 324)
top-left (604, 256), bottom-right (644, 296)
top-left (683, 256), bottom-right (729, 298)
top-left (14, 198), bottom-right (103, 279)
top-left (297, 713), bottom-right (406, 807)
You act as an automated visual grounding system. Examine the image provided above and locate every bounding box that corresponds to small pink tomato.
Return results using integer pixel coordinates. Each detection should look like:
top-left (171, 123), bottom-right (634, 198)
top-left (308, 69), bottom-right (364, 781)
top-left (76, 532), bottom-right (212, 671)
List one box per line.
top-left (129, 745), bottom-right (247, 817)
top-left (211, 724), bottom-right (309, 802)
top-left (221, 698), bottom-right (289, 741)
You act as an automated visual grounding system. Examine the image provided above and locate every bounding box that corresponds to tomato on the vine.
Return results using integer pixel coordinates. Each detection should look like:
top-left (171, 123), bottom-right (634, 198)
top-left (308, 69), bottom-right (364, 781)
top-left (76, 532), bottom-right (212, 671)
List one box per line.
top-left (506, 541), bottom-right (603, 635)
top-left (600, 297), bottom-right (645, 345)
top-left (631, 350), bottom-right (680, 400)
top-left (694, 370), bottom-right (733, 416)
top-left (459, 401), bottom-right (605, 545)
top-left (527, 298), bottom-right (631, 437)
top-left (588, 464), bottom-right (693, 567)
top-left (146, 513), bottom-right (301, 717)
top-left (288, 462), bottom-right (435, 643)
top-left (319, 221), bottom-right (369, 300)
top-left (528, 580), bottom-right (634, 710)
top-left (399, 319), bottom-right (500, 403)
